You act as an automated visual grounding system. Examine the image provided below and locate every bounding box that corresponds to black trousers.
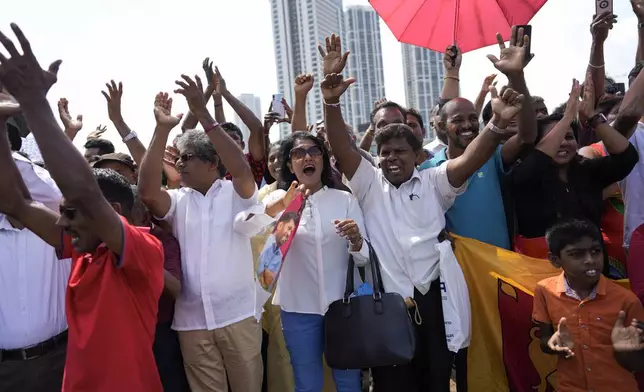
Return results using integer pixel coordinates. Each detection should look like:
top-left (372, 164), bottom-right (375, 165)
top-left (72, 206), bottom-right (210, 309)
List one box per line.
top-left (153, 321), bottom-right (191, 392)
top-left (371, 279), bottom-right (468, 392)
top-left (0, 343), bottom-right (66, 392)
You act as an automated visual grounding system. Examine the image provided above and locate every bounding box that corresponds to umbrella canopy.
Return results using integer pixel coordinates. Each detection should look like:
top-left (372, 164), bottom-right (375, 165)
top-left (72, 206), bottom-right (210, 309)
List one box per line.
top-left (370, 0), bottom-right (548, 53)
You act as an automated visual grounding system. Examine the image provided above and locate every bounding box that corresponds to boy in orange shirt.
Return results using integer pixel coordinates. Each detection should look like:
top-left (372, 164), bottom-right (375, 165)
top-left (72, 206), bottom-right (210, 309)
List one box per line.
top-left (533, 219), bottom-right (644, 392)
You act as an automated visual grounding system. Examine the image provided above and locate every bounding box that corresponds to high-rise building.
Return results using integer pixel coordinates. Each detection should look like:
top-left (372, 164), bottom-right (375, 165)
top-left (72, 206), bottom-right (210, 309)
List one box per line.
top-left (344, 5), bottom-right (385, 132)
top-left (401, 44), bottom-right (444, 140)
top-left (233, 94), bottom-right (262, 150)
top-left (270, 0), bottom-right (345, 140)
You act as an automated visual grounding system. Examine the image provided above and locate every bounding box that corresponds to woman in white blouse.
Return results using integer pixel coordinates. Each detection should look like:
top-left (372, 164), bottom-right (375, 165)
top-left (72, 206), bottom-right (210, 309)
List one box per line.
top-left (262, 131), bottom-right (369, 392)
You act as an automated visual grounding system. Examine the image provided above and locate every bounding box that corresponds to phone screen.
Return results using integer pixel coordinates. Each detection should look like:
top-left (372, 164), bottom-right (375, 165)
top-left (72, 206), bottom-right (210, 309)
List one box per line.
top-left (272, 93), bottom-right (285, 118)
top-left (596, 0), bottom-right (613, 15)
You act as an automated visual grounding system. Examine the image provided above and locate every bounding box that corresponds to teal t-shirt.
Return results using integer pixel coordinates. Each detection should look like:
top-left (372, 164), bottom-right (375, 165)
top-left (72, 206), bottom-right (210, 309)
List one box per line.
top-left (419, 146), bottom-right (511, 249)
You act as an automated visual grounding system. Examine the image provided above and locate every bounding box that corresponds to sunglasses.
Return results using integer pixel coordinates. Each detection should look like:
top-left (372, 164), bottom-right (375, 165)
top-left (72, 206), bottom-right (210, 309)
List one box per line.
top-left (289, 146), bottom-right (323, 160)
top-left (59, 206), bottom-right (77, 220)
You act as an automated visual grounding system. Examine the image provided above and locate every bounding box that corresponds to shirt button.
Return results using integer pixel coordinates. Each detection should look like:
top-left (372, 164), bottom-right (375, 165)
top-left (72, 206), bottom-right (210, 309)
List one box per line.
top-left (596, 317), bottom-right (601, 321)
top-left (586, 368), bottom-right (591, 372)
top-left (583, 344), bottom-right (588, 349)
top-left (580, 324), bottom-right (586, 328)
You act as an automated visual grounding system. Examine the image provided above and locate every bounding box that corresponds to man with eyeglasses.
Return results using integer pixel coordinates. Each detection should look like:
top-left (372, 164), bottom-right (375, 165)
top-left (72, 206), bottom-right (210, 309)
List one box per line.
top-left (0, 24), bottom-right (165, 391)
top-left (138, 74), bottom-right (268, 391)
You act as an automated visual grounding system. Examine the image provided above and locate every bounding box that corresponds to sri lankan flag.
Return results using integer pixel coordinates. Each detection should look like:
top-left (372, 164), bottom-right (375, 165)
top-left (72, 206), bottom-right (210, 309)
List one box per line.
top-left (454, 235), bottom-right (630, 392)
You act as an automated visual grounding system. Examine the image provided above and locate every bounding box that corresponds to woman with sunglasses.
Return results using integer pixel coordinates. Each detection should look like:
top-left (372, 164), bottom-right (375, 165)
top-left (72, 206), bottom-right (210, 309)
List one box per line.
top-left (260, 131), bottom-right (369, 392)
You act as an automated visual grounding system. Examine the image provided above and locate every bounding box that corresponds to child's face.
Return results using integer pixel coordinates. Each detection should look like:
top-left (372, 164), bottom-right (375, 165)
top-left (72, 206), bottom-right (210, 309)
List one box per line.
top-left (550, 236), bottom-right (604, 288)
top-left (275, 220), bottom-right (296, 247)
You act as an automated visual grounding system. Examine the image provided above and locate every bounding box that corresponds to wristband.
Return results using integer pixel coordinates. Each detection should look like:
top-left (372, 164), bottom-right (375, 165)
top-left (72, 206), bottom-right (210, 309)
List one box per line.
top-left (203, 122), bottom-right (220, 134)
top-left (587, 113), bottom-right (607, 129)
top-left (324, 100), bottom-right (341, 107)
top-left (122, 131), bottom-right (137, 143)
top-left (489, 123), bottom-right (515, 136)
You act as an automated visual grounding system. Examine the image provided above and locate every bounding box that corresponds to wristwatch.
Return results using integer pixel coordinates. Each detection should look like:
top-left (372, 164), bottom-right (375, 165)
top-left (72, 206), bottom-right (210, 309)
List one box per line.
top-left (587, 113), bottom-right (608, 129)
top-left (122, 131), bottom-right (137, 143)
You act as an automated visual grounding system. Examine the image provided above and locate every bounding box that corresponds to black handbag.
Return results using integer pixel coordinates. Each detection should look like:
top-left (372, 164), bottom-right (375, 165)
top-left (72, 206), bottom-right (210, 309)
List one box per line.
top-left (324, 240), bottom-right (416, 369)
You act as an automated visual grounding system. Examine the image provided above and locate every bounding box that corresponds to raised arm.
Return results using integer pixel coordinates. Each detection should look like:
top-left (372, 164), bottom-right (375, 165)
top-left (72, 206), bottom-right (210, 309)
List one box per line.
top-left (321, 73), bottom-right (361, 179)
top-left (138, 93), bottom-right (183, 218)
top-left (632, 0), bottom-right (644, 64)
top-left (441, 45), bottom-right (461, 100)
top-left (446, 86), bottom-right (524, 187)
top-left (56, 97), bottom-right (83, 141)
top-left (537, 80), bottom-right (581, 158)
top-left (486, 26), bottom-right (537, 164)
top-left (101, 80), bottom-right (147, 165)
top-left (0, 24), bottom-right (126, 253)
top-left (613, 61), bottom-right (644, 139)
top-left (473, 74), bottom-right (496, 115)
top-left (216, 67), bottom-right (265, 161)
top-left (174, 75), bottom-right (255, 199)
top-left (291, 74), bottom-right (314, 132)
top-left (587, 12), bottom-right (615, 102)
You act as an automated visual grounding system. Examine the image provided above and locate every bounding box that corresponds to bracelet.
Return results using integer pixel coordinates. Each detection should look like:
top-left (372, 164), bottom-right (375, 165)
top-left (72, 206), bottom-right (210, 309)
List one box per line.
top-left (324, 100), bottom-right (341, 107)
top-left (444, 76), bottom-right (460, 81)
top-left (203, 122), bottom-right (220, 134)
top-left (588, 62), bottom-right (605, 69)
top-left (350, 236), bottom-right (363, 249)
top-left (488, 123), bottom-right (515, 136)
top-left (122, 131), bottom-right (137, 143)
top-left (639, 22), bottom-right (644, 29)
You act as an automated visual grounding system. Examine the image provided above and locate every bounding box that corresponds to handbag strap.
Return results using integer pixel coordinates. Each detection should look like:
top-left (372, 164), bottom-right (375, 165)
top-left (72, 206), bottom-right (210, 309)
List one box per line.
top-left (366, 240), bottom-right (386, 295)
top-left (343, 255), bottom-right (356, 300)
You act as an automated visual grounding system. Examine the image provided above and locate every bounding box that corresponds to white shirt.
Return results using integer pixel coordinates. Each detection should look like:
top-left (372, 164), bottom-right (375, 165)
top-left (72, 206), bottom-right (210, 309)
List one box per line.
top-left (0, 153), bottom-right (70, 349)
top-left (262, 187), bottom-right (369, 315)
top-left (348, 157), bottom-right (466, 299)
top-left (621, 122), bottom-right (644, 249)
top-left (160, 179), bottom-right (265, 331)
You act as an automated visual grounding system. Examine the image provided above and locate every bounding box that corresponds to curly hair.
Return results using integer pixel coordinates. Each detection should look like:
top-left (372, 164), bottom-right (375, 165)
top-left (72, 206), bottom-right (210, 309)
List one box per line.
top-left (278, 132), bottom-right (334, 191)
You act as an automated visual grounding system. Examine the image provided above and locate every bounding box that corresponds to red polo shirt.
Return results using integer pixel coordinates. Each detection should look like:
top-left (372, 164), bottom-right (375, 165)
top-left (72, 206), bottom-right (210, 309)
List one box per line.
top-left (60, 216), bottom-right (164, 392)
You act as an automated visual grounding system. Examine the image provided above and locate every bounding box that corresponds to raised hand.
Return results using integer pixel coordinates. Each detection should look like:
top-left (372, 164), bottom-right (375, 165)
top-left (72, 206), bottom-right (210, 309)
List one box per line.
top-left (487, 26), bottom-right (530, 76)
top-left (162, 145), bottom-right (181, 183)
top-left (202, 57), bottom-right (215, 86)
top-left (591, 12), bottom-right (618, 43)
top-left (320, 73), bottom-right (355, 103)
top-left (87, 125), bottom-right (107, 140)
top-left (214, 66), bottom-right (228, 96)
top-left (0, 91), bottom-right (20, 119)
top-left (481, 74), bottom-right (497, 92)
top-left (154, 92), bottom-right (183, 130)
top-left (563, 78), bottom-right (582, 120)
top-left (489, 85), bottom-right (524, 126)
top-left (443, 45), bottom-right (462, 70)
top-left (373, 97), bottom-right (387, 109)
top-left (101, 80), bottom-right (124, 123)
top-left (612, 311), bottom-right (644, 352)
top-left (57, 98), bottom-right (83, 134)
top-left (174, 75), bottom-right (208, 116)
top-left (548, 317), bottom-right (575, 359)
top-left (633, 0), bottom-right (644, 20)
top-left (0, 24), bottom-right (62, 102)
top-left (578, 72), bottom-right (597, 123)
top-left (318, 34), bottom-right (350, 76)
top-left (282, 98), bottom-right (293, 124)
top-left (294, 73), bottom-right (315, 96)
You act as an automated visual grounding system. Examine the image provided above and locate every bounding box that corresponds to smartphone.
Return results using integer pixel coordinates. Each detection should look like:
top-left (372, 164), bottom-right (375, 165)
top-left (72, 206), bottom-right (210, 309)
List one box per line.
top-left (615, 82), bottom-right (626, 95)
top-left (516, 24), bottom-right (532, 63)
top-left (271, 93), bottom-right (285, 118)
top-left (448, 45), bottom-right (458, 67)
top-left (596, 0), bottom-right (613, 15)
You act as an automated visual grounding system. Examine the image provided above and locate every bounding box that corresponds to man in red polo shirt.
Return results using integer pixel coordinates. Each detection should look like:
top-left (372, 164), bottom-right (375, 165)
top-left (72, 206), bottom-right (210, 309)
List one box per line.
top-left (0, 24), bottom-right (164, 392)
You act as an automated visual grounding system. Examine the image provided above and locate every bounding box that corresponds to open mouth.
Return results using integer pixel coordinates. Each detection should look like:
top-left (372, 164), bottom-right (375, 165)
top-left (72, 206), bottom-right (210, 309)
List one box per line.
top-left (302, 163), bottom-right (316, 176)
top-left (556, 150), bottom-right (569, 158)
top-left (459, 130), bottom-right (475, 138)
top-left (66, 230), bottom-right (81, 247)
top-left (585, 269), bottom-right (599, 278)
top-left (388, 165), bottom-right (401, 174)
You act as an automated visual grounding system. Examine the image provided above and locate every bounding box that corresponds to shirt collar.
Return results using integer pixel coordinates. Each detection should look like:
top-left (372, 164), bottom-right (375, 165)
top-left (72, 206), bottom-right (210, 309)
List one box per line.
top-left (186, 178), bottom-right (223, 196)
top-left (555, 272), bottom-right (606, 300)
top-left (433, 147), bottom-right (448, 165)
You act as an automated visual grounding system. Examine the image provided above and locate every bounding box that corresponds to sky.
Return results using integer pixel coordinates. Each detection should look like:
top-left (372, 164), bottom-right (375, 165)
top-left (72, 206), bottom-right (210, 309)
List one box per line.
top-left (0, 0), bottom-right (640, 151)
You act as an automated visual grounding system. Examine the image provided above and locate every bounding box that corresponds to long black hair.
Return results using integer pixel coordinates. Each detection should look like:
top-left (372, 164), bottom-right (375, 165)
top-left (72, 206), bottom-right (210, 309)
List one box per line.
top-left (278, 131), bottom-right (335, 191)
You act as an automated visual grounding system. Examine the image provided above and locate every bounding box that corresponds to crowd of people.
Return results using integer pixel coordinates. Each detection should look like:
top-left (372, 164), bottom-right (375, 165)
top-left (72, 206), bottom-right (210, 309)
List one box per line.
top-left (4, 2), bottom-right (644, 392)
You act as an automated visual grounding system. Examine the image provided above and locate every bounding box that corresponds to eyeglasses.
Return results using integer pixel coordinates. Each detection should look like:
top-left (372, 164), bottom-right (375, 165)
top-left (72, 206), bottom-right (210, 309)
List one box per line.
top-left (178, 153), bottom-right (197, 163)
top-left (59, 206), bottom-right (77, 220)
top-left (289, 146), bottom-right (323, 160)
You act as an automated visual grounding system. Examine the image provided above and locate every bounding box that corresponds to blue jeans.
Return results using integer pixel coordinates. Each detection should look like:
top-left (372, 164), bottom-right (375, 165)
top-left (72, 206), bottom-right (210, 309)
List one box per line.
top-left (281, 310), bottom-right (361, 392)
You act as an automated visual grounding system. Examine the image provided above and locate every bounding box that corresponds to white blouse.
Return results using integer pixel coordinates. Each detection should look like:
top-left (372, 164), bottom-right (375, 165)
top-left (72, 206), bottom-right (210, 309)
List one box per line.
top-left (262, 187), bottom-right (369, 315)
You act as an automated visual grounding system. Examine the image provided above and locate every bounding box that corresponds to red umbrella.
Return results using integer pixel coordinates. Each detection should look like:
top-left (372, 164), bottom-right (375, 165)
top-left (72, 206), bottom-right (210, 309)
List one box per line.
top-left (369, 0), bottom-right (548, 53)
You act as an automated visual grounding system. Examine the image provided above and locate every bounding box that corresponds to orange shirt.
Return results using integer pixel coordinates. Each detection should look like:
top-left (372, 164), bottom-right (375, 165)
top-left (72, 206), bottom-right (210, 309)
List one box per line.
top-left (532, 273), bottom-right (644, 392)
top-left (60, 217), bottom-right (164, 392)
